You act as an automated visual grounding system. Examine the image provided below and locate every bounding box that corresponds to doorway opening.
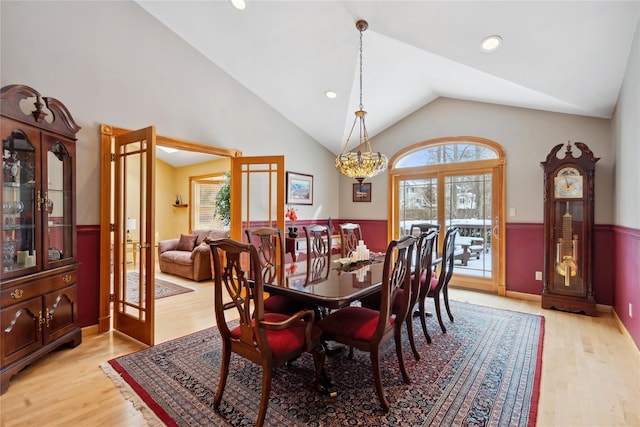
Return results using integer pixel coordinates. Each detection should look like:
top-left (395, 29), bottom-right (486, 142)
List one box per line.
top-left (98, 124), bottom-right (241, 343)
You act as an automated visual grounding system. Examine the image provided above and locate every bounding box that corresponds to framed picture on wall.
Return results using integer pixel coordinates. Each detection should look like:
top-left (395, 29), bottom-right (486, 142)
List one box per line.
top-left (353, 182), bottom-right (372, 202)
top-left (286, 171), bottom-right (313, 205)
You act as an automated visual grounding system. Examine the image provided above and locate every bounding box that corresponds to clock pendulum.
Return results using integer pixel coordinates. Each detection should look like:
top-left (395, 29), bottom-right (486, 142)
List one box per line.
top-left (556, 202), bottom-right (578, 286)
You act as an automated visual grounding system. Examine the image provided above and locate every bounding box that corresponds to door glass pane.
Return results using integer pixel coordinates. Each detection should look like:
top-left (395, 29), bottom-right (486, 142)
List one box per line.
top-left (47, 142), bottom-right (73, 264)
top-left (2, 130), bottom-right (36, 273)
top-left (445, 174), bottom-right (492, 278)
top-left (398, 177), bottom-right (437, 236)
top-left (117, 140), bottom-right (144, 319)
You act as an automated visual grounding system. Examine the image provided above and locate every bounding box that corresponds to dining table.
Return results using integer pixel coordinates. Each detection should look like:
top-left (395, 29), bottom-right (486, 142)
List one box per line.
top-left (262, 251), bottom-right (443, 397)
top-left (264, 254), bottom-right (386, 311)
top-left (264, 251), bottom-right (444, 311)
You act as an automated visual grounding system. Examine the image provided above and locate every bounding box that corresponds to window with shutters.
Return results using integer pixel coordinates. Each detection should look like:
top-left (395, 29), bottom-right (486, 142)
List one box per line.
top-left (192, 174), bottom-right (226, 230)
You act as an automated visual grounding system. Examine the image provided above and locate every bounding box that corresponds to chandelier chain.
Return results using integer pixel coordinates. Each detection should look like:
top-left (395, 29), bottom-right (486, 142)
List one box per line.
top-left (335, 19), bottom-right (388, 184)
top-left (359, 28), bottom-right (364, 111)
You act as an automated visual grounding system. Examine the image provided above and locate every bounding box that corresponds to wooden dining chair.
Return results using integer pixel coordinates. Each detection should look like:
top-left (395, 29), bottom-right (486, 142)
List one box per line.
top-left (303, 224), bottom-right (332, 259)
top-left (245, 227), bottom-right (307, 315)
top-left (339, 222), bottom-right (363, 258)
top-left (410, 223), bottom-right (440, 239)
top-left (421, 226), bottom-right (459, 334)
top-left (317, 235), bottom-right (417, 412)
top-left (411, 230), bottom-right (439, 346)
top-left (209, 238), bottom-right (325, 427)
top-left (359, 231), bottom-right (438, 360)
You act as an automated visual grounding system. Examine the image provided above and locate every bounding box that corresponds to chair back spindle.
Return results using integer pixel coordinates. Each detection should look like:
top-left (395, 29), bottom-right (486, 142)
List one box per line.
top-left (304, 224), bottom-right (331, 259)
top-left (245, 227), bottom-right (285, 286)
top-left (339, 222), bottom-right (363, 258)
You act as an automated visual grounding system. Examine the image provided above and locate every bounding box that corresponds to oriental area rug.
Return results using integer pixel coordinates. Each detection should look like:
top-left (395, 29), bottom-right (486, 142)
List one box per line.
top-left (101, 301), bottom-right (543, 426)
top-left (120, 272), bottom-right (194, 304)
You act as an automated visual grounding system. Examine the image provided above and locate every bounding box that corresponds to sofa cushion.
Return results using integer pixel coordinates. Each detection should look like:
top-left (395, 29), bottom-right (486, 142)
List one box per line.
top-left (176, 233), bottom-right (197, 251)
top-left (193, 229), bottom-right (212, 246)
top-left (160, 250), bottom-right (194, 266)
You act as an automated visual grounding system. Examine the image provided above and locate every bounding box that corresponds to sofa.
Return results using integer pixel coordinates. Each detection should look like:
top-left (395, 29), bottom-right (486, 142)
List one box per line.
top-left (158, 229), bottom-right (228, 281)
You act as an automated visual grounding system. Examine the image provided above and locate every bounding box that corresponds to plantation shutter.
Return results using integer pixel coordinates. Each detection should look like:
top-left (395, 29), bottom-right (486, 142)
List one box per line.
top-left (193, 179), bottom-right (224, 230)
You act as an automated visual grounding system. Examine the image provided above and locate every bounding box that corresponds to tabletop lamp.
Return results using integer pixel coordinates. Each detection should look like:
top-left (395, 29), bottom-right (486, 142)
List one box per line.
top-left (126, 217), bottom-right (137, 242)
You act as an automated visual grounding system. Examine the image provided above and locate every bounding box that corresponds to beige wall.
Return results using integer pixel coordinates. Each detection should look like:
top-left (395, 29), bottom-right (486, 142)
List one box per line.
top-left (612, 19), bottom-right (640, 230)
top-left (155, 157), bottom-right (231, 242)
top-left (339, 98), bottom-right (613, 224)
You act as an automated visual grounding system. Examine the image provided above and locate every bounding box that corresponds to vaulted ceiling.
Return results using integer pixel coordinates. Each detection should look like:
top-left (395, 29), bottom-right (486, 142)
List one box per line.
top-left (138, 1), bottom-right (639, 164)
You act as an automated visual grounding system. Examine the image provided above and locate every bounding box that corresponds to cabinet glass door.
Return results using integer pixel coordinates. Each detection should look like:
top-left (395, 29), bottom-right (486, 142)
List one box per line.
top-left (44, 140), bottom-right (74, 268)
top-left (2, 129), bottom-right (37, 276)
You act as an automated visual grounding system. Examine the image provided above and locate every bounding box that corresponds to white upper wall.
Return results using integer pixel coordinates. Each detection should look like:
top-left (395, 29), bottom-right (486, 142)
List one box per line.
top-left (2, 2), bottom-right (635, 228)
top-left (612, 18), bottom-right (640, 230)
top-left (0, 1), bottom-right (339, 225)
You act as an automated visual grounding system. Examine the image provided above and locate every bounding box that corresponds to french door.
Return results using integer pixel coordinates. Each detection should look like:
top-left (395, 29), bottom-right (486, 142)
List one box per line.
top-left (98, 125), bottom-right (157, 345)
top-left (389, 137), bottom-right (505, 295)
top-left (230, 155), bottom-right (285, 240)
top-left (99, 125), bottom-right (242, 343)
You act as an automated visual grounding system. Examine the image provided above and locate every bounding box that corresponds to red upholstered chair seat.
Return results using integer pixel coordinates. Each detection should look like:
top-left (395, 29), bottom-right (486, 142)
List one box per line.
top-left (317, 306), bottom-right (394, 341)
top-left (230, 313), bottom-right (322, 357)
top-left (427, 270), bottom-right (438, 290)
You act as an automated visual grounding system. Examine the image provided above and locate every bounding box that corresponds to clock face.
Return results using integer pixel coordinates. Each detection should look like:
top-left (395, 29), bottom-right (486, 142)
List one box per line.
top-left (554, 167), bottom-right (583, 198)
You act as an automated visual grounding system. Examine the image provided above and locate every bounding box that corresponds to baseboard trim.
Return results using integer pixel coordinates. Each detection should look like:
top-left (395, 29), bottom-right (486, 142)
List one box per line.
top-left (506, 290), bottom-right (541, 302)
top-left (506, 290), bottom-right (613, 314)
top-left (82, 324), bottom-right (100, 337)
top-left (612, 309), bottom-right (640, 353)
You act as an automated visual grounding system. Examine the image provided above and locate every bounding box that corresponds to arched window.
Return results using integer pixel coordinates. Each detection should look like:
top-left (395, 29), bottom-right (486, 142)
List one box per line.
top-left (395, 143), bottom-right (498, 168)
top-left (389, 137), bottom-right (506, 295)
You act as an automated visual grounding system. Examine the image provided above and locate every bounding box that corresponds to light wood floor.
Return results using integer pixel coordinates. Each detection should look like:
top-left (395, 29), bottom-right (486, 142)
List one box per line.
top-left (1, 272), bottom-right (638, 427)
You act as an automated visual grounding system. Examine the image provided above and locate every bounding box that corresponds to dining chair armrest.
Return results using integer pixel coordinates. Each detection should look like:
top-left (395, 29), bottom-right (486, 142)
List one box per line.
top-left (259, 309), bottom-right (315, 331)
top-left (259, 309), bottom-right (317, 351)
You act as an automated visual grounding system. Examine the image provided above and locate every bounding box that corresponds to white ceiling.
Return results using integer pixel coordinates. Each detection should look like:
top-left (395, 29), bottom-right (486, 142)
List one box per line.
top-left (140, 0), bottom-right (639, 164)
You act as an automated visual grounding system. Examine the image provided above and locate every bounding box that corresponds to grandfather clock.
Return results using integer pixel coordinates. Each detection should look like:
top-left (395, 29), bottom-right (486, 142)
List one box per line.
top-left (541, 141), bottom-right (598, 316)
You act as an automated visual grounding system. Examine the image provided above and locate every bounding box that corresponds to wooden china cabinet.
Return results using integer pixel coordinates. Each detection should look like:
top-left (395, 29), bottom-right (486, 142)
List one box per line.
top-left (541, 141), bottom-right (598, 316)
top-left (0, 85), bottom-right (82, 394)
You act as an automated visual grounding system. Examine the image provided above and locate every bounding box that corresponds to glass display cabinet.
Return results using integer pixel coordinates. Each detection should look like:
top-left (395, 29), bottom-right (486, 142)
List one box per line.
top-left (541, 141), bottom-right (598, 316)
top-left (1, 85), bottom-right (81, 394)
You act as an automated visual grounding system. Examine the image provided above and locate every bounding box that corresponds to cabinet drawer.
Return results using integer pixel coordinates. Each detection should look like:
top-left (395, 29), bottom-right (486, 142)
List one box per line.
top-left (0, 271), bottom-right (76, 308)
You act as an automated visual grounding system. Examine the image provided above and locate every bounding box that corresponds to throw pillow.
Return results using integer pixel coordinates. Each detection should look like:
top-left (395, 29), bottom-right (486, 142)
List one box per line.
top-left (176, 234), bottom-right (197, 251)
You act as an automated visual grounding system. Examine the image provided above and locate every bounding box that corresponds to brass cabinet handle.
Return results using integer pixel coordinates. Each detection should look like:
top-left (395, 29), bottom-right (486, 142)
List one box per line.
top-left (11, 289), bottom-right (24, 299)
top-left (46, 310), bottom-right (53, 328)
top-left (62, 274), bottom-right (72, 283)
top-left (38, 310), bottom-right (44, 331)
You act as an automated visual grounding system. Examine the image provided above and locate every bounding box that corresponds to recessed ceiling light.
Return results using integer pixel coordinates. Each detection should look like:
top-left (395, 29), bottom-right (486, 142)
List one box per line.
top-left (325, 90), bottom-right (337, 99)
top-left (481, 35), bottom-right (502, 52)
top-left (230, 0), bottom-right (246, 10)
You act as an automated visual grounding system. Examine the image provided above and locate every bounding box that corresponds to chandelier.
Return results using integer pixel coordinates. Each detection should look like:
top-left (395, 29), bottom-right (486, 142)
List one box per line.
top-left (335, 19), bottom-right (388, 185)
